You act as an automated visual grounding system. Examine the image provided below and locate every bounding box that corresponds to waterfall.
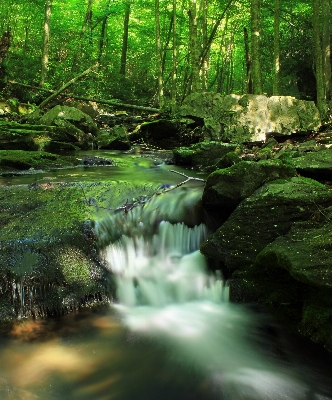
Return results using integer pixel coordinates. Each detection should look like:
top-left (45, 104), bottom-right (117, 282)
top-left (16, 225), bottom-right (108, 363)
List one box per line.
top-left (97, 188), bottom-right (324, 400)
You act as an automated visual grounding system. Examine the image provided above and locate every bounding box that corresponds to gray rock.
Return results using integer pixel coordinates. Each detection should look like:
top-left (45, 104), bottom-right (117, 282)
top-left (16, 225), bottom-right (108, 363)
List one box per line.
top-left (181, 93), bottom-right (321, 142)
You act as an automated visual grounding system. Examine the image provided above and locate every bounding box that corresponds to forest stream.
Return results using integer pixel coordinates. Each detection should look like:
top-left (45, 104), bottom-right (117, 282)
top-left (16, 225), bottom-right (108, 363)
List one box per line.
top-left (0, 152), bottom-right (332, 400)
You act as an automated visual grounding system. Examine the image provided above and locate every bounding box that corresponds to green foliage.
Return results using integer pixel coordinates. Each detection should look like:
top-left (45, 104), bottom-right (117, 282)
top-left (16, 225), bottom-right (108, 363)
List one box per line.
top-left (0, 0), bottom-right (325, 104)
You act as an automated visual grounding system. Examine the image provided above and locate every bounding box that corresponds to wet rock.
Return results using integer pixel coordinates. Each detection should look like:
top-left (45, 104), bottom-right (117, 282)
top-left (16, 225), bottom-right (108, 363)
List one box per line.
top-left (32, 105), bottom-right (99, 148)
top-left (130, 119), bottom-right (180, 149)
top-left (0, 181), bottom-right (160, 322)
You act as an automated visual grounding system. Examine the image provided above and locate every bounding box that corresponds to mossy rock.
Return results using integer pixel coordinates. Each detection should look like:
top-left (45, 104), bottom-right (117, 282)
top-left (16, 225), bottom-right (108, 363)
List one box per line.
top-left (173, 141), bottom-right (238, 168)
top-left (202, 159), bottom-right (296, 219)
top-left (201, 177), bottom-right (332, 272)
top-left (0, 181), bottom-right (160, 322)
top-left (0, 150), bottom-right (77, 171)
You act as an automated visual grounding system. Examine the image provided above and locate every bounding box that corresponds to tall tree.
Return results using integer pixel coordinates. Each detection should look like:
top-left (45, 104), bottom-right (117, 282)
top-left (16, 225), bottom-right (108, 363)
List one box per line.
top-left (272, 0), bottom-right (280, 95)
top-left (171, 0), bottom-right (177, 110)
top-left (120, 1), bottom-right (131, 76)
top-left (155, 0), bottom-right (164, 106)
top-left (250, 0), bottom-right (263, 94)
top-left (313, 0), bottom-right (324, 116)
top-left (322, 0), bottom-right (331, 101)
top-left (71, 0), bottom-right (94, 73)
top-left (40, 0), bottom-right (52, 87)
top-left (188, 0), bottom-right (200, 93)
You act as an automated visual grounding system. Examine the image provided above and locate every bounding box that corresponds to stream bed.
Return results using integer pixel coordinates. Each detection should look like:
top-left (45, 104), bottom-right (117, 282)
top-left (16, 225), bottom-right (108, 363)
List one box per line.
top-left (0, 151), bottom-right (332, 399)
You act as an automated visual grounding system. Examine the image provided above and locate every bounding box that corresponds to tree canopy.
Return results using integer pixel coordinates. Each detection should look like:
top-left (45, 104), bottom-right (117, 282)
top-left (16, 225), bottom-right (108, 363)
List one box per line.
top-left (0, 0), bottom-right (330, 110)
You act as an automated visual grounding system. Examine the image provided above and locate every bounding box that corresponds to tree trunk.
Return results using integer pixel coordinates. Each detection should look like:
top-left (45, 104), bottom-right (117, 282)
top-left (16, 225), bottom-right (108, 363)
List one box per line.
top-left (98, 16), bottom-right (108, 64)
top-left (40, 0), bottom-right (52, 87)
top-left (322, 0), bottom-right (331, 101)
top-left (199, 0), bottom-right (208, 90)
top-left (0, 30), bottom-right (12, 89)
top-left (120, 2), bottom-right (131, 76)
top-left (71, 0), bottom-right (94, 73)
top-left (272, 0), bottom-right (280, 95)
top-left (244, 27), bottom-right (252, 93)
top-left (38, 63), bottom-right (98, 108)
top-left (171, 0), bottom-right (177, 111)
top-left (313, 0), bottom-right (325, 117)
top-left (155, 0), bottom-right (164, 107)
top-left (188, 0), bottom-right (200, 93)
top-left (250, 0), bottom-right (263, 94)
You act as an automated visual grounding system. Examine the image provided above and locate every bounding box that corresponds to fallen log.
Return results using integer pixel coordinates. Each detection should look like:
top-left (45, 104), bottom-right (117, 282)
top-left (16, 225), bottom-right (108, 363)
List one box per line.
top-left (38, 63), bottom-right (99, 108)
top-left (8, 81), bottom-right (161, 113)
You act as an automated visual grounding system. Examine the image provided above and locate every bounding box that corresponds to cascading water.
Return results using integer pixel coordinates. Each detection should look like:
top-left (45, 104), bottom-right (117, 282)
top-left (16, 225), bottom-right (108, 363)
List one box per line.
top-left (98, 187), bottom-right (332, 400)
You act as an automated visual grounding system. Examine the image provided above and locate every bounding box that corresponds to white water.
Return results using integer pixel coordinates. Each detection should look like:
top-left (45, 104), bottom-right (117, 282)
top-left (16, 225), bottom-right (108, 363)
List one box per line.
top-left (100, 197), bottom-right (331, 400)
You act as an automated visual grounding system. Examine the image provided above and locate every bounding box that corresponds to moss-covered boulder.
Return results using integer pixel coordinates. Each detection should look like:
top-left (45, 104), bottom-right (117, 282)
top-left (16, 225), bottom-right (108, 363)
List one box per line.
top-left (0, 121), bottom-right (73, 151)
top-left (0, 181), bottom-right (159, 323)
top-left (234, 218), bottom-right (332, 349)
top-left (28, 105), bottom-right (100, 149)
top-left (0, 150), bottom-right (78, 171)
top-left (96, 125), bottom-right (130, 150)
top-left (202, 160), bottom-right (296, 218)
top-left (292, 148), bottom-right (332, 180)
top-left (173, 141), bottom-right (238, 168)
top-left (130, 119), bottom-right (180, 149)
top-left (180, 92), bottom-right (320, 142)
top-left (200, 177), bottom-right (332, 272)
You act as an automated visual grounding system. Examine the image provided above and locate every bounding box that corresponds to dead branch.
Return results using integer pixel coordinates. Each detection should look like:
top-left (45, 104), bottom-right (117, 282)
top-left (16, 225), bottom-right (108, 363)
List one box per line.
top-left (38, 63), bottom-right (99, 108)
top-left (80, 170), bottom-right (205, 213)
top-left (156, 169), bottom-right (206, 195)
top-left (8, 80), bottom-right (161, 113)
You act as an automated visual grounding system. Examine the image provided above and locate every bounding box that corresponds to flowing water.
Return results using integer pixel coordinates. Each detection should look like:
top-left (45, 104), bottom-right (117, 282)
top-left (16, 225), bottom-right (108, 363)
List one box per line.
top-left (0, 154), bottom-right (332, 399)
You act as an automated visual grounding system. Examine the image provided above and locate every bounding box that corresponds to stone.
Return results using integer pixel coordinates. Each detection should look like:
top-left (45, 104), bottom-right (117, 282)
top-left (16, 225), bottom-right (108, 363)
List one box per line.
top-left (180, 93), bottom-right (321, 142)
top-left (202, 160), bottom-right (296, 219)
top-left (200, 177), bottom-right (332, 272)
top-left (0, 181), bottom-right (160, 322)
top-left (292, 148), bottom-right (332, 179)
top-left (96, 125), bottom-right (130, 150)
top-left (173, 141), bottom-right (238, 168)
top-left (38, 105), bottom-right (99, 147)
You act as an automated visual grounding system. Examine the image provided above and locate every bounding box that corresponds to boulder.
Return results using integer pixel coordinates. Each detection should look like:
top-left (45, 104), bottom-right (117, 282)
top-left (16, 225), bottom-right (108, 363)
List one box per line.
top-left (239, 218), bottom-right (332, 349)
top-left (0, 181), bottom-right (160, 322)
top-left (292, 148), bottom-right (332, 179)
top-left (173, 141), bottom-right (238, 168)
top-left (200, 177), bottom-right (332, 272)
top-left (130, 119), bottom-right (180, 149)
top-left (0, 121), bottom-right (72, 151)
top-left (96, 125), bottom-right (130, 150)
top-left (37, 105), bottom-right (99, 147)
top-left (180, 93), bottom-right (321, 142)
top-left (202, 160), bottom-right (296, 219)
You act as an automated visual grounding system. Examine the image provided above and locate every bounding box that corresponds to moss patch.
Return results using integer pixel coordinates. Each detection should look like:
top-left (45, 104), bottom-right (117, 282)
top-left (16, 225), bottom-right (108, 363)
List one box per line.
top-left (0, 150), bottom-right (78, 171)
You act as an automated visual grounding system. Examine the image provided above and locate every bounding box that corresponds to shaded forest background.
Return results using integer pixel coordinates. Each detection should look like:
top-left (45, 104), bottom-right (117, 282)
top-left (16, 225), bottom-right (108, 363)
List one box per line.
top-left (0, 0), bottom-right (330, 113)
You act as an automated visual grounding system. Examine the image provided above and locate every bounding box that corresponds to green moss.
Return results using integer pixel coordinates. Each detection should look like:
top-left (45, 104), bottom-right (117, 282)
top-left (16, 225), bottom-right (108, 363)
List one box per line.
top-left (301, 304), bottom-right (332, 348)
top-left (0, 150), bottom-right (77, 171)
